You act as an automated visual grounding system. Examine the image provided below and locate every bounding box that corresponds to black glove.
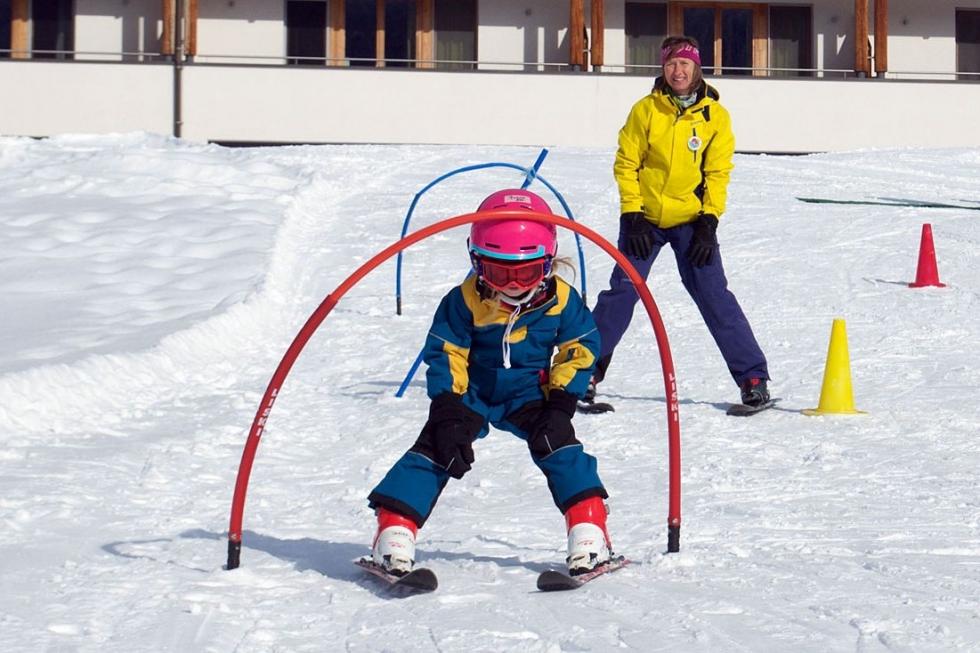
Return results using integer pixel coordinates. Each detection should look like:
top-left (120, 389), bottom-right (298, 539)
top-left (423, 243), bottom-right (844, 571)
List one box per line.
top-left (427, 393), bottom-right (480, 479)
top-left (528, 389), bottom-right (580, 458)
top-left (686, 213), bottom-right (719, 268)
top-left (621, 212), bottom-right (654, 260)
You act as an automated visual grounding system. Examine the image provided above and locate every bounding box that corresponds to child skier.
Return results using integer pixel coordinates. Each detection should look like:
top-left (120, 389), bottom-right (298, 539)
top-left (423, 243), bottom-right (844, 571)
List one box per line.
top-left (366, 188), bottom-right (613, 577)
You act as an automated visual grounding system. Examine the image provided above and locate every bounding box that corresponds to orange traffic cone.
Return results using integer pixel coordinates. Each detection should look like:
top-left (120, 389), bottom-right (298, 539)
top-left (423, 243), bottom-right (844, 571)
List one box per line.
top-left (802, 318), bottom-right (866, 416)
top-left (909, 223), bottom-right (946, 288)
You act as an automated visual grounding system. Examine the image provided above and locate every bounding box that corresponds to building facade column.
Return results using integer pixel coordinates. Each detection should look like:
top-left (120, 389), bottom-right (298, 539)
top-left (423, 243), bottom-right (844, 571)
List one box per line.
top-left (328, 0), bottom-right (345, 65)
top-left (874, 0), bottom-right (888, 76)
top-left (570, 0), bottom-right (585, 70)
top-left (590, 0), bottom-right (604, 71)
top-left (855, 0), bottom-right (871, 76)
top-left (416, 0), bottom-right (433, 68)
top-left (161, 0), bottom-right (174, 56)
top-left (186, 0), bottom-right (198, 58)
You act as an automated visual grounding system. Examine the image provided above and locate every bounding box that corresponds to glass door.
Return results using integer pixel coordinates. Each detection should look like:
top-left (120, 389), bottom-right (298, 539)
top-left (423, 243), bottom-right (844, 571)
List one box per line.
top-left (721, 8), bottom-right (752, 75)
top-left (678, 2), bottom-right (760, 76)
top-left (956, 9), bottom-right (980, 79)
top-left (435, 0), bottom-right (475, 70)
top-left (287, 1), bottom-right (327, 66)
top-left (0, 0), bottom-right (11, 58)
top-left (384, 0), bottom-right (415, 67)
top-left (770, 5), bottom-right (812, 77)
top-left (625, 2), bottom-right (668, 74)
top-left (682, 6), bottom-right (714, 70)
top-left (345, 0), bottom-right (375, 66)
top-left (32, 0), bottom-right (73, 59)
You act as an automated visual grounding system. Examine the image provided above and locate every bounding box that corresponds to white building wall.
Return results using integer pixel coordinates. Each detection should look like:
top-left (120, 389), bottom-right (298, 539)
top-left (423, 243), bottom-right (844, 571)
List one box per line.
top-left (75, 0), bottom-right (162, 61)
top-left (74, 0), bottom-right (288, 64)
top-left (792, 0), bottom-right (976, 77)
top-left (195, 0), bottom-right (286, 62)
top-left (478, 1), bottom-right (577, 71)
top-left (176, 66), bottom-right (980, 152)
top-left (3, 61), bottom-right (979, 152)
top-left (806, 0), bottom-right (853, 73)
top-left (879, 0), bottom-right (959, 79)
top-left (0, 61), bottom-right (172, 135)
top-left (601, 1), bottom-right (627, 70)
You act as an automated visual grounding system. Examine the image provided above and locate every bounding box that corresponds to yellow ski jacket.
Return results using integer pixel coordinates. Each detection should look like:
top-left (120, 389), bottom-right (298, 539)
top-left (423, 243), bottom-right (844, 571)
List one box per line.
top-left (613, 78), bottom-right (735, 228)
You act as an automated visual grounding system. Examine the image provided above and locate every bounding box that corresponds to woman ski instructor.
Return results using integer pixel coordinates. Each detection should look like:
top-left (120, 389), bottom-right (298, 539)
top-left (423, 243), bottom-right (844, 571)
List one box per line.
top-left (583, 35), bottom-right (771, 411)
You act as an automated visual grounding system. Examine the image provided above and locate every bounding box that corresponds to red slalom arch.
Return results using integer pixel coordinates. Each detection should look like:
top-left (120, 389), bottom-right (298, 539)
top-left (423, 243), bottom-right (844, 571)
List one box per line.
top-left (226, 209), bottom-right (682, 569)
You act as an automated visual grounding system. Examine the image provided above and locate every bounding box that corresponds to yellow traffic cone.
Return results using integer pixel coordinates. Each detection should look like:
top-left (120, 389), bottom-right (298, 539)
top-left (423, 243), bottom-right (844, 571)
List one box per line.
top-left (802, 318), bottom-right (866, 415)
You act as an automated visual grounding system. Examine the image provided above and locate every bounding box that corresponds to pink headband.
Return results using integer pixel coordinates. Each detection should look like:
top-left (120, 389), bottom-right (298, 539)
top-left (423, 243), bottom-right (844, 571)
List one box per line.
top-left (662, 43), bottom-right (701, 66)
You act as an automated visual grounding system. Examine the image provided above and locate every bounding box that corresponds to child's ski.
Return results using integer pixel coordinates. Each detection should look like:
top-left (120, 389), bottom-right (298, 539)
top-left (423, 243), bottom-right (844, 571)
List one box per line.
top-left (726, 398), bottom-right (779, 416)
top-left (536, 556), bottom-right (629, 591)
top-left (355, 558), bottom-right (438, 593)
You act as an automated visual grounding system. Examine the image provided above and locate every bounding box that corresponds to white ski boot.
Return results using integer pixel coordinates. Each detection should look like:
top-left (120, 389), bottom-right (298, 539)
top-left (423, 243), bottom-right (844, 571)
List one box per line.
top-left (564, 496), bottom-right (612, 576)
top-left (372, 507), bottom-right (417, 576)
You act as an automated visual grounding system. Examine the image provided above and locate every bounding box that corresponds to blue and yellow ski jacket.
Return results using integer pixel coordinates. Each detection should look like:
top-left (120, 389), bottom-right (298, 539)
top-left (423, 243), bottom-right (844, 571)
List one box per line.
top-left (423, 275), bottom-right (599, 409)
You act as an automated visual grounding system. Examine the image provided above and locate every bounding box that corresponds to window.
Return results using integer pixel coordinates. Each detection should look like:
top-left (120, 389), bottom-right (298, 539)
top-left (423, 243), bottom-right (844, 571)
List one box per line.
top-left (341, 0), bottom-right (426, 67)
top-left (673, 2), bottom-right (770, 76)
top-left (435, 0), bottom-right (475, 70)
top-left (0, 0), bottom-right (10, 58)
top-left (720, 8), bottom-right (752, 75)
top-left (769, 5), bottom-right (812, 77)
top-left (345, 0), bottom-right (375, 66)
top-left (957, 9), bottom-right (980, 79)
top-left (625, 2), bottom-right (667, 74)
top-left (308, 0), bottom-right (467, 70)
top-left (681, 6), bottom-right (715, 69)
top-left (32, 0), bottom-right (73, 59)
top-left (344, 0), bottom-right (418, 67)
top-left (287, 1), bottom-right (327, 66)
top-left (384, 0), bottom-right (415, 67)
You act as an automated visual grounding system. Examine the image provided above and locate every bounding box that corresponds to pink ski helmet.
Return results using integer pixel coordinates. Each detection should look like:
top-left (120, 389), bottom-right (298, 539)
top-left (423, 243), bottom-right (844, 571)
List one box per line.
top-left (469, 189), bottom-right (558, 295)
top-left (469, 189), bottom-right (558, 261)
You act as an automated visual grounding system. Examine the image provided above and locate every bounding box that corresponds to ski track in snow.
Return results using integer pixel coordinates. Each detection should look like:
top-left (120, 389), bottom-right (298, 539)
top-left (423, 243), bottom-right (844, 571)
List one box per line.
top-left (1, 135), bottom-right (979, 652)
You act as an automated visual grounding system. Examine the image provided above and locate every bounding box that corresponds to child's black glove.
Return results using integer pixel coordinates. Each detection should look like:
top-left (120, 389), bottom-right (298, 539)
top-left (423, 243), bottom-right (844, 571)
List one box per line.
top-left (621, 212), bottom-right (654, 260)
top-left (686, 213), bottom-right (719, 268)
top-left (427, 393), bottom-right (481, 479)
top-left (528, 389), bottom-right (580, 458)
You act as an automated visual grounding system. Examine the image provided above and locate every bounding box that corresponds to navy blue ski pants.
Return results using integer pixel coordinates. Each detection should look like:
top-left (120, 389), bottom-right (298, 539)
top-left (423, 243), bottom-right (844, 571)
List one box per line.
top-left (591, 217), bottom-right (768, 386)
top-left (368, 396), bottom-right (607, 527)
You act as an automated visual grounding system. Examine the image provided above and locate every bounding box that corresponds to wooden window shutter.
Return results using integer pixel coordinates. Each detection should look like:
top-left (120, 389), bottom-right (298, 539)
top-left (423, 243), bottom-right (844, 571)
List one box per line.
top-left (752, 3), bottom-right (768, 76)
top-left (416, 0), bottom-right (434, 68)
top-left (329, 0), bottom-right (345, 65)
top-left (161, 0), bottom-right (174, 56)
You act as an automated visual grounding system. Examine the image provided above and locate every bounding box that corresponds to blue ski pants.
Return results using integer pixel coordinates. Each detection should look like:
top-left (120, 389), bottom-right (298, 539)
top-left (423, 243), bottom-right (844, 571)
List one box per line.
top-left (368, 396), bottom-right (607, 527)
top-left (591, 217), bottom-right (768, 386)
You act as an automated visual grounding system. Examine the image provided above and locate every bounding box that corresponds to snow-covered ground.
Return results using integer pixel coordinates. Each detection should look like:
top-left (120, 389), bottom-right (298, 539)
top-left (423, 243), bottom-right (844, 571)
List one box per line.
top-left (1, 133), bottom-right (979, 652)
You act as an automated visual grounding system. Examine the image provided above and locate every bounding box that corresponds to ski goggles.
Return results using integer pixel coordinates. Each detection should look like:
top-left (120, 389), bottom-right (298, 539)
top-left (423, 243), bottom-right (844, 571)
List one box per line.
top-left (477, 257), bottom-right (548, 293)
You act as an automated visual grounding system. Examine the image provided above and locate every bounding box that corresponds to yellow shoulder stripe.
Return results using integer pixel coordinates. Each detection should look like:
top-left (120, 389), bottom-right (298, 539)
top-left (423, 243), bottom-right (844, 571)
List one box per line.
top-left (443, 340), bottom-right (470, 394)
top-left (547, 277), bottom-right (572, 315)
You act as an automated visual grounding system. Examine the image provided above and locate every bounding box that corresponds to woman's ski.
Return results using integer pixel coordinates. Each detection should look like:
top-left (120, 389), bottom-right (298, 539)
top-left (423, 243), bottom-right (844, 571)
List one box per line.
top-left (725, 397), bottom-right (779, 416)
top-left (576, 399), bottom-right (615, 414)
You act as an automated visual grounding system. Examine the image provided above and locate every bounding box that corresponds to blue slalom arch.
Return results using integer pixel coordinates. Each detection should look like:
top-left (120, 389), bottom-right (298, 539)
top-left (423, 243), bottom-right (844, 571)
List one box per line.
top-left (394, 149), bottom-right (588, 398)
top-left (394, 149), bottom-right (588, 315)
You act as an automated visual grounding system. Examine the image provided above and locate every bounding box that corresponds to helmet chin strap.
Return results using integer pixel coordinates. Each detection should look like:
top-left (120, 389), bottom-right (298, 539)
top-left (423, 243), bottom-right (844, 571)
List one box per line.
top-left (497, 285), bottom-right (539, 306)
top-left (487, 278), bottom-right (549, 369)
